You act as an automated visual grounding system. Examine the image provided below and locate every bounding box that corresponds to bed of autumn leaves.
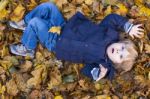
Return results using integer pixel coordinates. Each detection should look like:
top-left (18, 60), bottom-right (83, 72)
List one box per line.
top-left (0, 0), bottom-right (150, 99)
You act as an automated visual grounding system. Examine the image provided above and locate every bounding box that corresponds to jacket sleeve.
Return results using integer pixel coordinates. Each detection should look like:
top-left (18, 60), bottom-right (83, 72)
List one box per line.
top-left (81, 61), bottom-right (115, 81)
top-left (99, 13), bottom-right (133, 33)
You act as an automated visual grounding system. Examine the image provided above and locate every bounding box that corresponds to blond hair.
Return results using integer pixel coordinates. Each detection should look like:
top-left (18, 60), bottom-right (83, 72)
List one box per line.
top-left (113, 40), bottom-right (138, 72)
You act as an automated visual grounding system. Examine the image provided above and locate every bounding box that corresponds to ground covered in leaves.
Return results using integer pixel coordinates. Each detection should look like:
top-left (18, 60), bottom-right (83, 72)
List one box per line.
top-left (0, 0), bottom-right (150, 99)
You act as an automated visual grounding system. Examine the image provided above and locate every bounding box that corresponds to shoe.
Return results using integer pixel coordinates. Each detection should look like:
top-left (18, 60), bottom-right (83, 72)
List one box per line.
top-left (10, 44), bottom-right (35, 58)
top-left (8, 21), bottom-right (26, 31)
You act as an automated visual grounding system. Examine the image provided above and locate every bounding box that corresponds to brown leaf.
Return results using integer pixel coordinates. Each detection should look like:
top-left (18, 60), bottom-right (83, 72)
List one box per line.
top-left (20, 60), bottom-right (32, 73)
top-left (29, 90), bottom-right (41, 99)
top-left (85, 0), bottom-right (94, 5)
top-left (55, 0), bottom-right (68, 9)
top-left (27, 67), bottom-right (43, 89)
top-left (6, 79), bottom-right (19, 96)
top-left (10, 3), bottom-right (25, 22)
top-left (12, 73), bottom-right (27, 92)
top-left (47, 67), bottom-right (62, 90)
top-left (27, 0), bottom-right (38, 11)
top-left (145, 44), bottom-right (150, 53)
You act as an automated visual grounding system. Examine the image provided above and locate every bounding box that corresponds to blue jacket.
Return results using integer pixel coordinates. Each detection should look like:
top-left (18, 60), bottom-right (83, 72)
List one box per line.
top-left (55, 12), bottom-right (129, 80)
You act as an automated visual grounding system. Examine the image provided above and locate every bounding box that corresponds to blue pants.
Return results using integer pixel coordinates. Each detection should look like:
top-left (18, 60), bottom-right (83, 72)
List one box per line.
top-left (21, 2), bottom-right (65, 51)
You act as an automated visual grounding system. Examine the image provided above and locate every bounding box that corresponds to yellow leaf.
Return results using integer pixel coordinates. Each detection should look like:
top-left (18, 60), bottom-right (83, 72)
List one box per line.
top-left (96, 95), bottom-right (111, 99)
top-left (95, 83), bottom-right (101, 90)
top-left (27, 67), bottom-right (44, 88)
top-left (10, 3), bottom-right (25, 22)
top-left (145, 44), bottom-right (150, 53)
top-left (85, 0), bottom-right (94, 5)
top-left (148, 72), bottom-right (150, 80)
top-left (0, 60), bottom-right (12, 70)
top-left (54, 95), bottom-right (63, 99)
top-left (27, 0), bottom-right (38, 11)
top-left (0, 9), bottom-right (8, 20)
top-left (49, 26), bottom-right (61, 35)
top-left (115, 3), bottom-right (128, 16)
top-left (104, 5), bottom-right (112, 16)
top-left (47, 67), bottom-right (62, 90)
top-left (0, 0), bottom-right (9, 11)
top-left (0, 43), bottom-right (9, 58)
top-left (55, 0), bottom-right (68, 9)
top-left (6, 79), bottom-right (19, 96)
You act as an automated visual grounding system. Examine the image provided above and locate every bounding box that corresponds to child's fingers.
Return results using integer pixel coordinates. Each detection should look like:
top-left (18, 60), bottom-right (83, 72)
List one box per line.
top-left (130, 34), bottom-right (134, 39)
top-left (137, 28), bottom-right (144, 32)
top-left (136, 31), bottom-right (144, 35)
top-left (136, 24), bottom-right (143, 28)
top-left (134, 33), bottom-right (142, 38)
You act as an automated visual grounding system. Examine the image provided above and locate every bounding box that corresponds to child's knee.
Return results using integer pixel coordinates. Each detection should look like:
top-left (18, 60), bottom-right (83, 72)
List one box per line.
top-left (28, 18), bottom-right (46, 28)
top-left (40, 2), bottom-right (57, 9)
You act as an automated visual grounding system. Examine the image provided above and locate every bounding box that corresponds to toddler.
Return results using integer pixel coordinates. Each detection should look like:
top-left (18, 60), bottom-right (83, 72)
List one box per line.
top-left (9, 2), bottom-right (143, 81)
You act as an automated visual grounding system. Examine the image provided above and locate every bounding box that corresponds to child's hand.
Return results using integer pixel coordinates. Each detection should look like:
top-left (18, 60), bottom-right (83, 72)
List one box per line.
top-left (129, 24), bottom-right (144, 39)
top-left (96, 64), bottom-right (108, 82)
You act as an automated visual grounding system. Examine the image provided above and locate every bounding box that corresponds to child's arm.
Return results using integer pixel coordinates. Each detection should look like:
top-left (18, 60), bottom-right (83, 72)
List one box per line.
top-left (100, 14), bottom-right (144, 38)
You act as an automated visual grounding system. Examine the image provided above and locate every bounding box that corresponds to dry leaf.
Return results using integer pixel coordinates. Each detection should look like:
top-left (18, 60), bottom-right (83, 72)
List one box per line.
top-left (115, 3), bottom-right (128, 16)
top-left (27, 67), bottom-right (43, 89)
top-left (95, 95), bottom-right (111, 99)
top-left (145, 44), bottom-right (150, 53)
top-left (0, 83), bottom-right (6, 94)
top-left (20, 61), bottom-right (32, 72)
top-left (47, 67), bottom-right (62, 90)
top-left (101, 0), bottom-right (118, 5)
top-left (10, 3), bottom-right (25, 22)
top-left (55, 0), bottom-right (68, 9)
top-left (29, 90), bottom-right (41, 99)
top-left (54, 95), bottom-right (63, 99)
top-left (27, 0), bottom-right (38, 11)
top-left (6, 79), bottom-right (19, 96)
top-left (12, 73), bottom-right (27, 92)
top-left (85, 0), bottom-right (94, 5)
top-left (104, 5), bottom-right (112, 16)
top-left (0, 0), bottom-right (9, 11)
top-left (0, 67), bottom-right (5, 74)
top-left (49, 26), bottom-right (61, 35)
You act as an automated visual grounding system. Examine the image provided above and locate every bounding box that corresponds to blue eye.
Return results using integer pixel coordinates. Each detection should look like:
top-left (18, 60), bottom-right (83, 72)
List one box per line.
top-left (120, 55), bottom-right (123, 59)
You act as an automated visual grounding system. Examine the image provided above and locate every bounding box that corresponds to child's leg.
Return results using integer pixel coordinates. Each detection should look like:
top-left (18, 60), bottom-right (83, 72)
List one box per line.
top-left (21, 17), bottom-right (58, 51)
top-left (99, 14), bottom-right (128, 31)
top-left (24, 2), bottom-right (65, 26)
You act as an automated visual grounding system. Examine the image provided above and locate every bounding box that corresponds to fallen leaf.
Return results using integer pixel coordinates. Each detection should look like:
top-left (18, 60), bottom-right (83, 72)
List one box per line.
top-left (95, 95), bottom-right (111, 99)
top-left (85, 0), bottom-right (94, 5)
top-left (20, 60), bottom-right (32, 72)
top-left (10, 3), bottom-right (25, 22)
top-left (27, 0), bottom-right (38, 11)
top-left (12, 73), bottom-right (27, 92)
top-left (62, 74), bottom-right (76, 83)
top-left (54, 95), bottom-right (63, 99)
top-left (49, 26), bottom-right (61, 35)
top-left (27, 67), bottom-right (43, 89)
top-left (47, 67), bottom-right (62, 90)
top-left (55, 0), bottom-right (68, 9)
top-left (29, 90), bottom-right (41, 99)
top-left (115, 3), bottom-right (128, 16)
top-left (6, 79), bottom-right (19, 96)
top-left (145, 44), bottom-right (150, 53)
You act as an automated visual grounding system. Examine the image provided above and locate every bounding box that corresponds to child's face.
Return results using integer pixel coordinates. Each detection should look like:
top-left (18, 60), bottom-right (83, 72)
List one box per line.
top-left (106, 43), bottom-right (130, 63)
